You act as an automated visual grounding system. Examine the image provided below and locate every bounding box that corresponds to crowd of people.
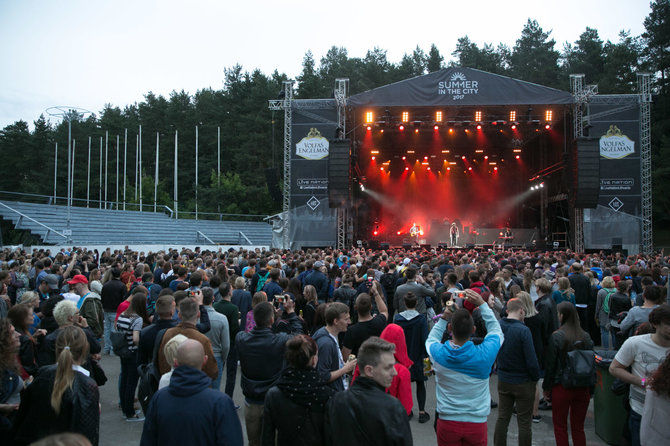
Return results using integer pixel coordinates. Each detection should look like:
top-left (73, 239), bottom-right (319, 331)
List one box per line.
top-left (1, 244), bottom-right (669, 446)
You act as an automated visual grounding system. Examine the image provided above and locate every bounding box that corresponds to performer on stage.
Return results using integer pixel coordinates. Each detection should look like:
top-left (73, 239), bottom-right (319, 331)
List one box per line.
top-left (450, 222), bottom-right (459, 248)
top-left (409, 222), bottom-right (422, 244)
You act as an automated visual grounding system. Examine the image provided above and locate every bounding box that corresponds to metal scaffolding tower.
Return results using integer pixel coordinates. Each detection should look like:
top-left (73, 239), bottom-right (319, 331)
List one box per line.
top-left (268, 81), bottom-right (295, 249)
top-left (334, 79), bottom-right (349, 250)
top-left (638, 73), bottom-right (653, 253)
top-left (569, 74), bottom-right (597, 253)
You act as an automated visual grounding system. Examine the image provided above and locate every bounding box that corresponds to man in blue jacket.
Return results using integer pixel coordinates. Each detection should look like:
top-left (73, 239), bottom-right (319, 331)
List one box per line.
top-left (140, 339), bottom-right (243, 446)
top-left (493, 298), bottom-right (541, 446)
top-left (426, 288), bottom-right (504, 446)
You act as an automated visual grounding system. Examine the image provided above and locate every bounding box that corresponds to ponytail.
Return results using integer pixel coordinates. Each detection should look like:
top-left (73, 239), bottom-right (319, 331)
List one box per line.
top-left (50, 326), bottom-right (89, 414)
top-left (51, 347), bottom-right (74, 413)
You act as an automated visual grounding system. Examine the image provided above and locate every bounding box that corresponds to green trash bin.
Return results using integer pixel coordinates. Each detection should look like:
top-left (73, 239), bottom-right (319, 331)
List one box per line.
top-left (594, 350), bottom-right (628, 445)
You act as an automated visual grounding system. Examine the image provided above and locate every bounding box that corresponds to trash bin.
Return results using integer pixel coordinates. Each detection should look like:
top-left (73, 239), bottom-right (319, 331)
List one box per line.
top-left (594, 350), bottom-right (628, 445)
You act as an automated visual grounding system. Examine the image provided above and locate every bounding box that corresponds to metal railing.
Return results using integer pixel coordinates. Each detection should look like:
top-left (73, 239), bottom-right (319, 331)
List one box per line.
top-left (0, 201), bottom-right (67, 243)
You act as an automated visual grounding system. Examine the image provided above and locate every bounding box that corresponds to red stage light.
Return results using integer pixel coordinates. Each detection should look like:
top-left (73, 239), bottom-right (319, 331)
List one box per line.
top-left (366, 126), bottom-right (372, 131)
top-left (405, 167), bottom-right (409, 171)
top-left (415, 129), bottom-right (419, 133)
top-left (434, 125), bottom-right (439, 130)
top-left (461, 155), bottom-right (466, 160)
top-left (511, 125), bottom-right (517, 130)
top-left (545, 124), bottom-right (551, 130)
top-left (427, 167), bottom-right (431, 171)
top-left (380, 129), bottom-right (384, 133)
top-left (373, 231), bottom-right (378, 236)
top-left (402, 156), bottom-right (406, 160)
top-left (465, 129), bottom-right (470, 133)
top-left (484, 155), bottom-right (489, 160)
top-left (399, 125), bottom-right (404, 131)
top-left (494, 166), bottom-right (498, 171)
top-left (516, 155), bottom-right (520, 160)
top-left (397, 231), bottom-right (401, 235)
top-left (468, 167), bottom-right (473, 171)
top-left (449, 128), bottom-right (454, 134)
top-left (476, 124), bottom-right (482, 130)
top-left (371, 156), bottom-right (375, 160)
top-left (424, 156), bottom-right (428, 160)
top-left (380, 167), bottom-right (384, 171)
top-left (447, 167), bottom-right (451, 171)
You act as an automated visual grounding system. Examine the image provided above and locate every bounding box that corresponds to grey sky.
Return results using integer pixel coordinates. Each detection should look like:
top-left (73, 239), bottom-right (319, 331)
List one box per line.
top-left (0, 0), bottom-right (651, 129)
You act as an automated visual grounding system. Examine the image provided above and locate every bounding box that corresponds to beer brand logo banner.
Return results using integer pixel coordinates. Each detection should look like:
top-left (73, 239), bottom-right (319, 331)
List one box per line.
top-left (599, 125), bottom-right (635, 159)
top-left (296, 128), bottom-right (329, 160)
top-left (437, 72), bottom-right (480, 100)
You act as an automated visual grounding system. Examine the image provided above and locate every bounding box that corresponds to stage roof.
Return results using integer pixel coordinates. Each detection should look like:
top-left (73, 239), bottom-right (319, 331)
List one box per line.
top-left (348, 67), bottom-right (573, 107)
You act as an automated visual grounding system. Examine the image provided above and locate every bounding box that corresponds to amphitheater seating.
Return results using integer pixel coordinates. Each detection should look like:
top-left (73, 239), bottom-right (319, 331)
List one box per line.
top-left (0, 201), bottom-right (272, 246)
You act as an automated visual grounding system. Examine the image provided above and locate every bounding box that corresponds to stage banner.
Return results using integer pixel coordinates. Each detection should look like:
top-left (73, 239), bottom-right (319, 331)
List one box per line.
top-left (289, 102), bottom-right (338, 249)
top-left (583, 97), bottom-right (641, 253)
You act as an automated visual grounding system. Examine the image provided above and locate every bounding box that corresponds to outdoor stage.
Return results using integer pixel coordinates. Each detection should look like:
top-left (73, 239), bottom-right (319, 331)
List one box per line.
top-left (273, 68), bottom-right (650, 254)
top-left (347, 68), bottom-right (572, 249)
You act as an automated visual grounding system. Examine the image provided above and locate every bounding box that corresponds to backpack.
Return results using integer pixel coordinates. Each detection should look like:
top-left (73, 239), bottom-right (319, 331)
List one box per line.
top-left (256, 271), bottom-right (270, 292)
top-left (560, 340), bottom-right (596, 388)
top-left (136, 328), bottom-right (167, 415)
top-left (602, 289), bottom-right (615, 315)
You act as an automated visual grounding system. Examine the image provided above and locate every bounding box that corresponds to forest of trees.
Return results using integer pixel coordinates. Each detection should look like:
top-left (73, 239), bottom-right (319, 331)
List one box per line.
top-left (1, 1), bottom-right (669, 229)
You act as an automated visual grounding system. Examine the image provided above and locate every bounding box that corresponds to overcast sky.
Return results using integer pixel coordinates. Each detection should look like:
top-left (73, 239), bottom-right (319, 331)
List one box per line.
top-left (0, 0), bottom-right (652, 129)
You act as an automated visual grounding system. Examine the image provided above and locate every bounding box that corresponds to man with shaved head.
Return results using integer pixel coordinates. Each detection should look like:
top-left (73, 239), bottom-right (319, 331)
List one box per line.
top-left (140, 339), bottom-right (243, 446)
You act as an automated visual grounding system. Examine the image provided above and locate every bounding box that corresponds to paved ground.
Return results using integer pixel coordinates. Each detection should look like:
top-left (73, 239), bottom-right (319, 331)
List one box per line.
top-left (98, 353), bottom-right (610, 445)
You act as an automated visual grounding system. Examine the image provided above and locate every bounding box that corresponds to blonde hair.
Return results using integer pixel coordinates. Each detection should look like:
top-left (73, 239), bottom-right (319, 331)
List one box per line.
top-left (52, 326), bottom-right (89, 413)
top-left (516, 291), bottom-right (538, 317)
top-left (18, 291), bottom-right (38, 307)
top-left (303, 285), bottom-right (317, 303)
top-left (164, 334), bottom-right (188, 369)
top-left (53, 300), bottom-right (78, 327)
top-left (601, 276), bottom-right (616, 289)
top-left (557, 277), bottom-right (571, 291)
top-left (234, 276), bottom-right (246, 289)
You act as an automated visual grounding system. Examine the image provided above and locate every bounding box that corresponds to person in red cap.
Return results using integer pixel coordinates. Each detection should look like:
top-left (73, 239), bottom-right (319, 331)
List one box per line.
top-left (68, 274), bottom-right (103, 339)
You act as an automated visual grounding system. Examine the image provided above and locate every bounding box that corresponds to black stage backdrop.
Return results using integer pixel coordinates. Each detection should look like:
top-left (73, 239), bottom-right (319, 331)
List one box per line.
top-left (584, 96), bottom-right (642, 253)
top-left (289, 102), bottom-right (338, 249)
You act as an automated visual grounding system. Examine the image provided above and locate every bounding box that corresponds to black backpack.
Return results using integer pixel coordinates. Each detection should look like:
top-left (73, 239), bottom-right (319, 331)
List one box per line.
top-left (560, 340), bottom-right (596, 388)
top-left (137, 328), bottom-right (167, 414)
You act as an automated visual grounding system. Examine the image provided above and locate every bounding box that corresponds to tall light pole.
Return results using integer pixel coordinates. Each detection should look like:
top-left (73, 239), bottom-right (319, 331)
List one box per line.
top-left (46, 106), bottom-right (92, 243)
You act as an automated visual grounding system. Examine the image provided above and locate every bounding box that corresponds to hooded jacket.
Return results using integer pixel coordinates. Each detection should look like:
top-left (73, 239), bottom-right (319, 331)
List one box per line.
top-left (426, 303), bottom-right (503, 423)
top-left (394, 310), bottom-right (429, 381)
top-left (140, 366), bottom-right (243, 446)
top-left (313, 326), bottom-right (344, 392)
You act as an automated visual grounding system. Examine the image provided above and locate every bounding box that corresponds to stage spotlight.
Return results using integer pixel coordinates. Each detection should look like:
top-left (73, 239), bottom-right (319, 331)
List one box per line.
top-left (475, 111), bottom-right (482, 122)
top-left (402, 156), bottom-right (406, 160)
top-left (435, 111), bottom-right (443, 122)
top-left (468, 167), bottom-right (472, 171)
top-left (402, 111), bottom-right (409, 122)
top-left (509, 111), bottom-right (517, 122)
top-left (405, 167), bottom-right (409, 171)
top-left (427, 167), bottom-right (431, 171)
top-left (380, 129), bottom-right (384, 134)
top-left (494, 166), bottom-right (498, 171)
top-left (516, 155), bottom-right (520, 160)
top-left (415, 129), bottom-right (419, 133)
top-left (365, 111), bottom-right (374, 124)
top-left (434, 125), bottom-right (439, 131)
top-left (399, 125), bottom-right (405, 131)
top-left (540, 182), bottom-right (544, 187)
top-left (371, 156), bottom-right (376, 160)
top-left (449, 128), bottom-right (454, 134)
top-left (476, 124), bottom-right (482, 130)
top-left (461, 155), bottom-right (466, 160)
top-left (366, 126), bottom-right (372, 131)
top-left (359, 183), bottom-right (365, 191)
top-left (464, 129), bottom-right (470, 133)
top-left (447, 167), bottom-right (451, 171)
top-left (545, 110), bottom-right (553, 122)
top-left (484, 155), bottom-right (489, 160)
top-left (424, 156), bottom-right (428, 160)
top-left (511, 124), bottom-right (517, 130)
top-left (397, 231), bottom-right (402, 235)
top-left (545, 124), bottom-right (551, 130)
top-left (380, 167), bottom-right (384, 171)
